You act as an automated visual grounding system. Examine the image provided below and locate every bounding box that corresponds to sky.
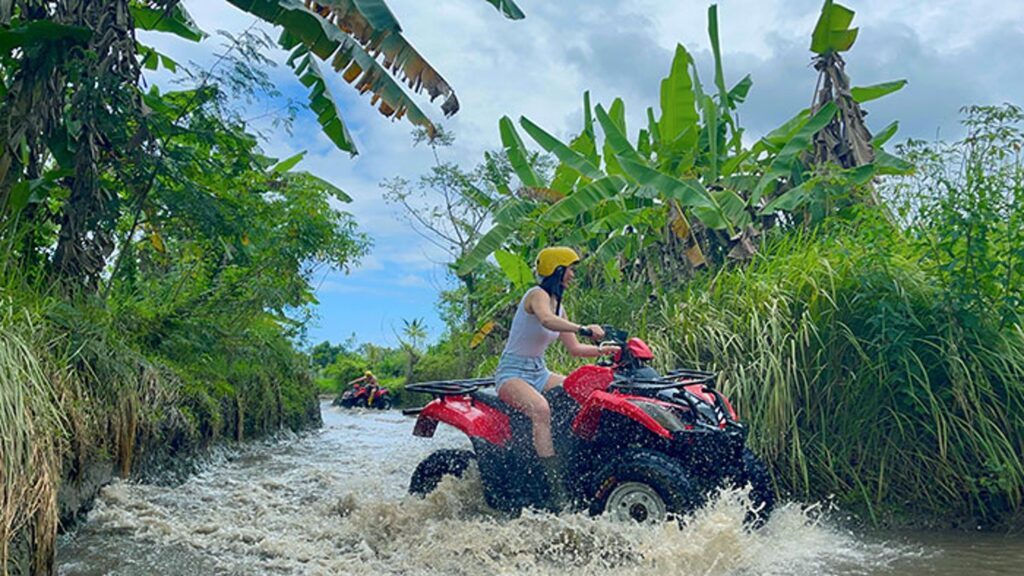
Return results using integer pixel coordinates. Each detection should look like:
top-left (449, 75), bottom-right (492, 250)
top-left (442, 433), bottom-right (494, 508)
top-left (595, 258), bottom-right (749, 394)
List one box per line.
top-left (140, 0), bottom-right (1024, 348)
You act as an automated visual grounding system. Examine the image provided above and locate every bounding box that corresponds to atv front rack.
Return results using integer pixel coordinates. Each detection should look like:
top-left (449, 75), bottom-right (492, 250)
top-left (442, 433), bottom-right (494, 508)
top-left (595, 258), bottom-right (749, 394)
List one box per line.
top-left (663, 368), bottom-right (717, 385)
top-left (405, 377), bottom-right (495, 397)
top-left (610, 368), bottom-right (717, 393)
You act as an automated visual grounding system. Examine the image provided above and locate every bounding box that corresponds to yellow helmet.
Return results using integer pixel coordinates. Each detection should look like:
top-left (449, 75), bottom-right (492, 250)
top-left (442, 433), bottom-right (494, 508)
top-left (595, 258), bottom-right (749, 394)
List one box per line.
top-left (364, 370), bottom-right (374, 378)
top-left (536, 247), bottom-right (580, 277)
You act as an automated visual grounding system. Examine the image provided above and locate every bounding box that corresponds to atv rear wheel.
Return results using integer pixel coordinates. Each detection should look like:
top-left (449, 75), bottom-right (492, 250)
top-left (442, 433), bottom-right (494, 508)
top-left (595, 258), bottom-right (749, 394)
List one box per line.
top-left (409, 449), bottom-right (475, 496)
top-left (590, 450), bottom-right (700, 523)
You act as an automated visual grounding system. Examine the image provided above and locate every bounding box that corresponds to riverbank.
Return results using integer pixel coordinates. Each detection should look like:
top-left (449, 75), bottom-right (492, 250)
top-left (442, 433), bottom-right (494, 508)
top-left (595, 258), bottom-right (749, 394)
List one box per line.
top-left (1, 295), bottom-right (323, 576)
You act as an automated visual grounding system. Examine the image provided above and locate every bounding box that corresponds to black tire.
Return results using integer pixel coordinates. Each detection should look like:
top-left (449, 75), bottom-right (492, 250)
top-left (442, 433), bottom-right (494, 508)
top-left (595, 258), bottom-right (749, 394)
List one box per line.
top-left (589, 450), bottom-right (701, 523)
top-left (409, 449), bottom-right (476, 496)
top-left (377, 397), bottom-right (393, 410)
top-left (732, 448), bottom-right (775, 528)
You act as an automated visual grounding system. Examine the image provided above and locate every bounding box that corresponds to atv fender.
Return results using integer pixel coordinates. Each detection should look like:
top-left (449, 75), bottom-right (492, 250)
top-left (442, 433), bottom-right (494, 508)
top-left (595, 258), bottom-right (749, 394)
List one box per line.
top-left (572, 390), bottom-right (673, 441)
top-left (414, 397), bottom-right (512, 446)
top-left (563, 365), bottom-right (614, 403)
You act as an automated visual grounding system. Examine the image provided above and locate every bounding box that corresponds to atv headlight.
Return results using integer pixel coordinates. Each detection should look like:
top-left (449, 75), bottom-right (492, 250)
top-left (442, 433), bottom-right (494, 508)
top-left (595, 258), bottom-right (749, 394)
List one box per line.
top-left (627, 399), bottom-right (688, 432)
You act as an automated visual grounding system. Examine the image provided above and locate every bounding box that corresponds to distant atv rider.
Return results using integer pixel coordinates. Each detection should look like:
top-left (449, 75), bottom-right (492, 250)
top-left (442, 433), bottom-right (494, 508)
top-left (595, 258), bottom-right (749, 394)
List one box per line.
top-left (494, 247), bottom-right (616, 507)
top-left (347, 370), bottom-right (380, 405)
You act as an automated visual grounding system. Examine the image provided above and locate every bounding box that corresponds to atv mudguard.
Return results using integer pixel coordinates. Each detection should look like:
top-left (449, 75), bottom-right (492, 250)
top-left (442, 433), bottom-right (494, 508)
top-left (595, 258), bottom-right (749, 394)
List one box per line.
top-left (564, 364), bottom-right (675, 440)
top-left (413, 397), bottom-right (512, 446)
top-left (572, 390), bottom-right (674, 441)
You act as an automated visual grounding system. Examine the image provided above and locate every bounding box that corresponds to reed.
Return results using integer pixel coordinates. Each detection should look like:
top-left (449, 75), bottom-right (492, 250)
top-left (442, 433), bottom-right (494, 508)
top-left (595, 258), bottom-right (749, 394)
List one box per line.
top-left (563, 220), bottom-right (1024, 526)
top-left (0, 306), bottom-right (66, 575)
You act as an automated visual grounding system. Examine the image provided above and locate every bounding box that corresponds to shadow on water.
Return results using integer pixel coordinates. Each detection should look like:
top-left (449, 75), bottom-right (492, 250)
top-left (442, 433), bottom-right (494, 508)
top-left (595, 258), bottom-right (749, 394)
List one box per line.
top-left (56, 402), bottom-right (1022, 576)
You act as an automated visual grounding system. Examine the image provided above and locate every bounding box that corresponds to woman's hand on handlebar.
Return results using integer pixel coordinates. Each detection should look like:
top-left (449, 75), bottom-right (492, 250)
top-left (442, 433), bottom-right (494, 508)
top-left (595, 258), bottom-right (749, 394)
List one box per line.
top-left (597, 342), bottom-right (620, 356)
top-left (578, 324), bottom-right (605, 341)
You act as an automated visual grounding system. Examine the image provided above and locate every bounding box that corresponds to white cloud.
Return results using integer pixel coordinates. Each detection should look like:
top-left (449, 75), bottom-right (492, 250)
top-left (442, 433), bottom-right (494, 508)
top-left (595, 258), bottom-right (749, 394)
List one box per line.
top-left (397, 274), bottom-right (431, 288)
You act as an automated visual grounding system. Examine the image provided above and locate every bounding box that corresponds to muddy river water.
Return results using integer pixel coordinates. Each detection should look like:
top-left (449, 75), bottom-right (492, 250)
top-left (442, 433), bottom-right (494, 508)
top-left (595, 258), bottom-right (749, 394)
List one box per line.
top-left (57, 402), bottom-right (1023, 575)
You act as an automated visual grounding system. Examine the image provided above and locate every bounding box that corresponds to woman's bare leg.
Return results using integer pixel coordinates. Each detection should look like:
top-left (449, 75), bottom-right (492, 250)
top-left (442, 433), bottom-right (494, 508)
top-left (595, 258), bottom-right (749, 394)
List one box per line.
top-left (498, 378), bottom-right (554, 457)
top-left (542, 372), bottom-right (565, 392)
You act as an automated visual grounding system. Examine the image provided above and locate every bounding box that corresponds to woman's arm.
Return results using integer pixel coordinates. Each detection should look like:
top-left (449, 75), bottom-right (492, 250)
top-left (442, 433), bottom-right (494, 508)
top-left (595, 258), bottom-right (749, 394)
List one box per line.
top-left (525, 289), bottom-right (580, 333)
top-left (558, 331), bottom-right (617, 357)
top-left (525, 290), bottom-right (612, 357)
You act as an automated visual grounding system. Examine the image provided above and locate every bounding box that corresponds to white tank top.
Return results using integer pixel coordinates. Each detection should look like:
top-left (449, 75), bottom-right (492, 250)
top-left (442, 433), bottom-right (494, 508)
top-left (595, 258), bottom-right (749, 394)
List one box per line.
top-left (502, 287), bottom-right (563, 358)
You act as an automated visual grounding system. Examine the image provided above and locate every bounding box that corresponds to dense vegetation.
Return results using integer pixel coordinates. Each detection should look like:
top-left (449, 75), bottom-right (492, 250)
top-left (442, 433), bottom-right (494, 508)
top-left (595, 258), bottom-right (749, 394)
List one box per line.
top-left (0, 3), bottom-right (380, 574)
top-left (2, 0), bottom-right (1022, 573)
top-left (368, 4), bottom-right (1023, 528)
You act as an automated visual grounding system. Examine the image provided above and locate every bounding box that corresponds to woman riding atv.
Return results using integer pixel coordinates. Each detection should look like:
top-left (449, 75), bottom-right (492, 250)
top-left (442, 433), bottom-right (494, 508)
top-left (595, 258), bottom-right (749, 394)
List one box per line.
top-left (495, 246), bottom-right (617, 509)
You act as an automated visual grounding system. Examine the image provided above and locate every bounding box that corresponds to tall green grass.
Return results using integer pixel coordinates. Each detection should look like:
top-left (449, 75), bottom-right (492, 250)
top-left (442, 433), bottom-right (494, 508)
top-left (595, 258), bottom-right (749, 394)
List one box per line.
top-left (0, 280), bottom-right (323, 572)
top-left (563, 219), bottom-right (1024, 526)
top-left (0, 305), bottom-right (65, 575)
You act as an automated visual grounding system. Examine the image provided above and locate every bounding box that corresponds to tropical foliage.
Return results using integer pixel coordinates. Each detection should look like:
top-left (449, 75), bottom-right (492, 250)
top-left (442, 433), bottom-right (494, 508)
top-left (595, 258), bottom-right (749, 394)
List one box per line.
top-left (0, 2), bottom-right (369, 571)
top-left (456, 2), bottom-right (909, 343)
top-left (406, 2), bottom-right (1023, 528)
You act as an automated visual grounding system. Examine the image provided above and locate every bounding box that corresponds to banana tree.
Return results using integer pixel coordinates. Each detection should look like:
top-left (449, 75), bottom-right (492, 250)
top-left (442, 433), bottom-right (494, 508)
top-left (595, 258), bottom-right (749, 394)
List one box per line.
top-left (134, 1), bottom-right (524, 155)
top-left (763, 0), bottom-right (913, 216)
top-left (461, 1), bottom-right (911, 284)
top-left (224, 0), bottom-right (524, 155)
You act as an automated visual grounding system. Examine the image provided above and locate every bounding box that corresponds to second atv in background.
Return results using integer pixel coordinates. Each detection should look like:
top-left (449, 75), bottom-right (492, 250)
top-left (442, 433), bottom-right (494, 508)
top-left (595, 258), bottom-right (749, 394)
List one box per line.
top-left (335, 370), bottom-right (393, 410)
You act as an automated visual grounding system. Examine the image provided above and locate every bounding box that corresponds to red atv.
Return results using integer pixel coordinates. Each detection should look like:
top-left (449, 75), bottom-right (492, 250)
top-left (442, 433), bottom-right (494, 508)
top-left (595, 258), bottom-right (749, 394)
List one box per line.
top-left (336, 382), bottom-right (392, 410)
top-left (404, 326), bottom-right (774, 524)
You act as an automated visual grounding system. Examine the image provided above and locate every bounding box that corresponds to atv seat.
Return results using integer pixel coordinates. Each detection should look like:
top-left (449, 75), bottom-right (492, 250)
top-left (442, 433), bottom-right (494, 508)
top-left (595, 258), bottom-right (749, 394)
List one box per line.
top-left (470, 388), bottom-right (518, 416)
top-left (471, 386), bottom-right (580, 422)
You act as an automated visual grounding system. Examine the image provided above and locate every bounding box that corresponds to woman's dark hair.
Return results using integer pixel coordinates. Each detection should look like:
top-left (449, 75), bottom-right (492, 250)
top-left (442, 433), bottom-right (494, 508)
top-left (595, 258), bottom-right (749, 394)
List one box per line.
top-left (538, 266), bottom-right (567, 315)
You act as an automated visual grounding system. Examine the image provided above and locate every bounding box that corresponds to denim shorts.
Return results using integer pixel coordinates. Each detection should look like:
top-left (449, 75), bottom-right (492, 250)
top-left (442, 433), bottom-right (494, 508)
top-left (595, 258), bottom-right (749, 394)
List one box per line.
top-left (494, 353), bottom-right (550, 394)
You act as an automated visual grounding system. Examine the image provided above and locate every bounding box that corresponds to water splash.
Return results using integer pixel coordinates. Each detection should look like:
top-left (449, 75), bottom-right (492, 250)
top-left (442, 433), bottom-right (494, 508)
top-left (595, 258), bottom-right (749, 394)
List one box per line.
top-left (58, 405), bottom-right (925, 576)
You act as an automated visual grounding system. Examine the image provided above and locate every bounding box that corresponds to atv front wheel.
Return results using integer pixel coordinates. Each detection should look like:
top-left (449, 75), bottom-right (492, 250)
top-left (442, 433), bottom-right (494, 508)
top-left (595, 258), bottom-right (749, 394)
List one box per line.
top-left (731, 448), bottom-right (775, 527)
top-left (409, 449), bottom-right (475, 496)
top-left (590, 450), bottom-right (700, 523)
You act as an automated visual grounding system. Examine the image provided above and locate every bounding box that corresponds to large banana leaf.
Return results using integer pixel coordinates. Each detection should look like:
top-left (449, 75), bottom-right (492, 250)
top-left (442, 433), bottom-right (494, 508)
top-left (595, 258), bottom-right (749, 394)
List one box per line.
top-left (707, 4), bottom-right (729, 110)
top-left (519, 116), bottom-right (603, 180)
top-left (310, 1), bottom-right (460, 115)
top-left (494, 249), bottom-right (533, 290)
top-left (600, 99), bottom-right (632, 176)
top-left (456, 199), bottom-right (535, 275)
top-left (499, 116), bottom-right (544, 189)
top-left (871, 121), bottom-right (899, 148)
top-left (287, 45), bottom-right (357, 155)
top-left (232, 0), bottom-right (440, 138)
top-left (588, 206), bottom-right (645, 234)
top-left (810, 0), bottom-right (858, 54)
top-left (270, 7), bottom-right (437, 133)
top-left (541, 176), bottom-right (627, 223)
top-left (850, 80), bottom-right (907, 103)
top-left (619, 157), bottom-right (738, 235)
top-left (595, 104), bottom-right (643, 165)
top-left (659, 44), bottom-right (699, 149)
top-left (131, 2), bottom-right (205, 42)
top-left (751, 101), bottom-right (838, 205)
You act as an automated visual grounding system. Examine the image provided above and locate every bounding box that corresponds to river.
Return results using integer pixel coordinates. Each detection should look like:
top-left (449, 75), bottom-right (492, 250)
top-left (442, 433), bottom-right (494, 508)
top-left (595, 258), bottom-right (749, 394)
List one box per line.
top-left (56, 401), bottom-right (1024, 575)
